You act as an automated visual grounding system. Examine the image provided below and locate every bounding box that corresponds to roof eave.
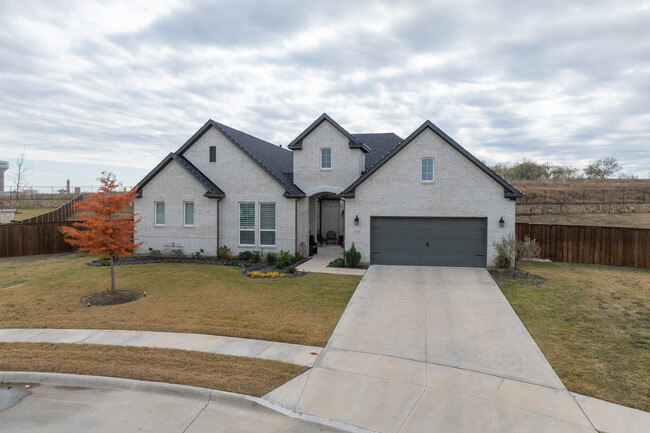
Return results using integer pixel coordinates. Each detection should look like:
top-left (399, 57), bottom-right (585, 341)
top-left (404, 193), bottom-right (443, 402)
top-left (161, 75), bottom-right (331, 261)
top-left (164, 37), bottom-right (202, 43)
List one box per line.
top-left (288, 113), bottom-right (369, 153)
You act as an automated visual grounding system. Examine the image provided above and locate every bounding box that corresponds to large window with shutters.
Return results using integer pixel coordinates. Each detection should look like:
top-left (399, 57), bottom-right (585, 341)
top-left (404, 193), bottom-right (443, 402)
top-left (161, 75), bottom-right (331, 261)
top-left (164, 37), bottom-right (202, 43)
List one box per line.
top-left (259, 203), bottom-right (276, 246)
top-left (239, 203), bottom-right (255, 245)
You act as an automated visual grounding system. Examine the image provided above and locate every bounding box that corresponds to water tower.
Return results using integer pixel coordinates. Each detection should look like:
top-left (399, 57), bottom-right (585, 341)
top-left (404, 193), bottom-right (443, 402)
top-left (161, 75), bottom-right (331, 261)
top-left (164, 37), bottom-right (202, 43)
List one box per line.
top-left (0, 161), bottom-right (8, 192)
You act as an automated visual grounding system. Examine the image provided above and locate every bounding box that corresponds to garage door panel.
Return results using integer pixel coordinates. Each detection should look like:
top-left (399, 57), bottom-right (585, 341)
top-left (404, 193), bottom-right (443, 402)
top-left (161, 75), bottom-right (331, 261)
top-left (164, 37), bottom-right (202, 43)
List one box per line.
top-left (370, 217), bottom-right (487, 267)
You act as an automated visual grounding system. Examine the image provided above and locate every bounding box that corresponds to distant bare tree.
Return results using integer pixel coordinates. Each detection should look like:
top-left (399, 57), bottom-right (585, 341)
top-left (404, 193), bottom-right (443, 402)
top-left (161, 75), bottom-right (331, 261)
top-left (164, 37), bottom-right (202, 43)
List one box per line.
top-left (14, 147), bottom-right (29, 202)
top-left (583, 157), bottom-right (621, 179)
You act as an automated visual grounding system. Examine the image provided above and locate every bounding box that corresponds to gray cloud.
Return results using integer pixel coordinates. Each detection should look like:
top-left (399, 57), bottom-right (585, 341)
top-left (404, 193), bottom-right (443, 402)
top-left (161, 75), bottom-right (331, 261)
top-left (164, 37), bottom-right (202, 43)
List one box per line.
top-left (0, 0), bottom-right (649, 187)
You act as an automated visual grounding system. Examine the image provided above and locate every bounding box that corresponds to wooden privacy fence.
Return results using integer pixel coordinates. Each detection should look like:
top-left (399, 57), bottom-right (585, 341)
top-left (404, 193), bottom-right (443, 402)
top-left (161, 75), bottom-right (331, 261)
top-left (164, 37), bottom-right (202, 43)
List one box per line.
top-left (12, 195), bottom-right (84, 223)
top-left (0, 222), bottom-right (76, 258)
top-left (515, 223), bottom-right (649, 269)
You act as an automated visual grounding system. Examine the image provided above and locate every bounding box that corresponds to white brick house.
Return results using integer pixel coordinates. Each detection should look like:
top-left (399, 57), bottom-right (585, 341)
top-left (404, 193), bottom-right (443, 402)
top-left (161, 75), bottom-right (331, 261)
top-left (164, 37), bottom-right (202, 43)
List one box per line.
top-left (134, 114), bottom-right (522, 267)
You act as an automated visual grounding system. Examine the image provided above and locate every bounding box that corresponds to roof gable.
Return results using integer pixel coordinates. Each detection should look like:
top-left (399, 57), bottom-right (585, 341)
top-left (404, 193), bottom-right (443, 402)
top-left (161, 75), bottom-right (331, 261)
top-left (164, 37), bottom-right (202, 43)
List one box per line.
top-left (288, 113), bottom-right (370, 153)
top-left (341, 120), bottom-right (522, 199)
top-left (176, 120), bottom-right (304, 198)
top-left (135, 153), bottom-right (225, 198)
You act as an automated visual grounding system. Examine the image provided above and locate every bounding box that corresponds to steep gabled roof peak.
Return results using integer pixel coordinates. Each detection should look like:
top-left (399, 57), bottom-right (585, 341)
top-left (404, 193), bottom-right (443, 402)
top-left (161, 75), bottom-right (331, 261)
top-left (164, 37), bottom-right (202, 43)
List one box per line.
top-left (288, 113), bottom-right (370, 153)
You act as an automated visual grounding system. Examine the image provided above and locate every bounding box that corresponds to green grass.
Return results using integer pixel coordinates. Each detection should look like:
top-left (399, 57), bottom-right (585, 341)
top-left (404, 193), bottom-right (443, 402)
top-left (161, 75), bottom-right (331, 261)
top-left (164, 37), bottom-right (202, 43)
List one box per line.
top-left (499, 261), bottom-right (650, 411)
top-left (14, 207), bottom-right (58, 219)
top-left (0, 254), bottom-right (360, 346)
top-left (516, 212), bottom-right (650, 228)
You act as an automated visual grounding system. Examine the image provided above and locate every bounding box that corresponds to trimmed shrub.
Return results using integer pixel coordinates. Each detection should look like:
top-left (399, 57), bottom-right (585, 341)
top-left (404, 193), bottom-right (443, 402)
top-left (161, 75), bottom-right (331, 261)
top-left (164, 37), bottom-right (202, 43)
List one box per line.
top-left (344, 243), bottom-right (361, 268)
top-left (266, 252), bottom-right (277, 265)
top-left (278, 250), bottom-right (293, 263)
top-left (286, 265), bottom-right (296, 274)
top-left (329, 258), bottom-right (345, 268)
top-left (191, 250), bottom-right (203, 259)
top-left (251, 252), bottom-right (261, 263)
top-left (238, 251), bottom-right (253, 261)
top-left (292, 252), bottom-right (303, 264)
top-left (217, 245), bottom-right (231, 259)
top-left (276, 259), bottom-right (291, 269)
top-left (170, 249), bottom-right (184, 257)
top-left (494, 254), bottom-right (511, 269)
top-left (149, 249), bottom-right (162, 257)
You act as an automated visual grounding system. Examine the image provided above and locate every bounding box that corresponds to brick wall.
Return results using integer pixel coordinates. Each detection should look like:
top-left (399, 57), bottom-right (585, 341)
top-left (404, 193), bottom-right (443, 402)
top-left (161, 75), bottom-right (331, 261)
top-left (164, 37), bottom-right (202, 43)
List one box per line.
top-left (345, 127), bottom-right (515, 266)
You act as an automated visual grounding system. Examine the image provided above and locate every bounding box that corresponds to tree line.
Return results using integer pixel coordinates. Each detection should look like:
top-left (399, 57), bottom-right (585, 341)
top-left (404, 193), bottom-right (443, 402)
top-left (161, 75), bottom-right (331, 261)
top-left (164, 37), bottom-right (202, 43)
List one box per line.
top-left (490, 157), bottom-right (641, 181)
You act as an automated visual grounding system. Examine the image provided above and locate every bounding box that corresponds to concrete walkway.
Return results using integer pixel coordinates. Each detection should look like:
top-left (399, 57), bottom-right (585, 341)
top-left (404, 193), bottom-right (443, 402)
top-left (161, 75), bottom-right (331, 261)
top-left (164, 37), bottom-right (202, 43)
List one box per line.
top-left (298, 245), bottom-right (366, 276)
top-left (0, 329), bottom-right (322, 367)
top-left (265, 265), bottom-right (597, 433)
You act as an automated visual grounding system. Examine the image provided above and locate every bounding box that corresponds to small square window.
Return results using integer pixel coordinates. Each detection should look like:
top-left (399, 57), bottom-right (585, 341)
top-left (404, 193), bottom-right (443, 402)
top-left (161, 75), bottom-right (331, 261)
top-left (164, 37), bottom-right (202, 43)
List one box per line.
top-left (155, 202), bottom-right (165, 225)
top-left (421, 158), bottom-right (434, 182)
top-left (184, 202), bottom-right (194, 226)
top-left (321, 148), bottom-right (332, 169)
top-left (209, 146), bottom-right (216, 163)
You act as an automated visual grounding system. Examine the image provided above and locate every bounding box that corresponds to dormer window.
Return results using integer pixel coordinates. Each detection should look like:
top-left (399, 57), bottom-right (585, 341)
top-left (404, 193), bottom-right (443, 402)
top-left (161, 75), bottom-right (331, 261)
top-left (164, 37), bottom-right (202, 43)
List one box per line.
top-left (421, 158), bottom-right (434, 182)
top-left (321, 148), bottom-right (332, 169)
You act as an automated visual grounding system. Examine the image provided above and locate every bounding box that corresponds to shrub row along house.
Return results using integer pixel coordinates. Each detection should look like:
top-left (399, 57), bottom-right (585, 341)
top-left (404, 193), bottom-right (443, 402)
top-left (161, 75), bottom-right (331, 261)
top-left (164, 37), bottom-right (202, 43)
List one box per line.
top-left (134, 113), bottom-right (521, 267)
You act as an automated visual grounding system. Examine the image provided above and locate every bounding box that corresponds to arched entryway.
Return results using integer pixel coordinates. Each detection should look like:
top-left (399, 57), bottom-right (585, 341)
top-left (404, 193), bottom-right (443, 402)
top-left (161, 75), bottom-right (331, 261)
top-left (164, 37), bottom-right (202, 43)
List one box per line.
top-left (308, 192), bottom-right (344, 255)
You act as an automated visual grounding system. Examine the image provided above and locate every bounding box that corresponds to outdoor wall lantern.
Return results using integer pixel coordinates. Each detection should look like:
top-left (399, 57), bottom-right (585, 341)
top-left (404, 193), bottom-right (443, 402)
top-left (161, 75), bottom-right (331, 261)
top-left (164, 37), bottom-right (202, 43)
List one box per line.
top-left (499, 216), bottom-right (505, 228)
top-left (354, 215), bottom-right (359, 225)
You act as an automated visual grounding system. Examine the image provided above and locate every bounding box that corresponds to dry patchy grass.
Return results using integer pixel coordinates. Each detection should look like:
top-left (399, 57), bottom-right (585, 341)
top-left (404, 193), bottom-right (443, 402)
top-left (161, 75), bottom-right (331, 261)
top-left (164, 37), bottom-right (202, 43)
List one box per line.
top-left (14, 208), bottom-right (58, 220)
top-left (516, 212), bottom-right (650, 229)
top-left (499, 261), bottom-right (650, 411)
top-left (0, 342), bottom-right (307, 397)
top-left (0, 254), bottom-right (360, 346)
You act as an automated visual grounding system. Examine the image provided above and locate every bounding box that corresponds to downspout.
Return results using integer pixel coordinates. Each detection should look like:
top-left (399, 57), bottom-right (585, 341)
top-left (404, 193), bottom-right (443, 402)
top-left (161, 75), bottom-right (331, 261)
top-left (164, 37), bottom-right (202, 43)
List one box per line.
top-left (216, 199), bottom-right (220, 254)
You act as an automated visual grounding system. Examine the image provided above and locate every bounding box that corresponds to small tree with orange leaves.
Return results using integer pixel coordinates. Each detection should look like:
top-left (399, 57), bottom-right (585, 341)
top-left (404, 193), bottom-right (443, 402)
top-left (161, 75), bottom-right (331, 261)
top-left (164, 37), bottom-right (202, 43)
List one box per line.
top-left (61, 172), bottom-right (142, 294)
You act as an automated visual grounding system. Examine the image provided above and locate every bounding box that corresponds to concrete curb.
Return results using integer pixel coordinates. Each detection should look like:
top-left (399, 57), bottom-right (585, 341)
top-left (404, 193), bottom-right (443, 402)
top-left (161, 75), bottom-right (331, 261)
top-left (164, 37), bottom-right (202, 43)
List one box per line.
top-left (0, 371), bottom-right (373, 433)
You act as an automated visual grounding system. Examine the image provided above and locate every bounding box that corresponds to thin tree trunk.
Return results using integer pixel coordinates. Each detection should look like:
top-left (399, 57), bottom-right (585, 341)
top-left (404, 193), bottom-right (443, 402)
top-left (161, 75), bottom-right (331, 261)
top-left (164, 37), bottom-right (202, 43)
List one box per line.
top-left (110, 254), bottom-right (116, 294)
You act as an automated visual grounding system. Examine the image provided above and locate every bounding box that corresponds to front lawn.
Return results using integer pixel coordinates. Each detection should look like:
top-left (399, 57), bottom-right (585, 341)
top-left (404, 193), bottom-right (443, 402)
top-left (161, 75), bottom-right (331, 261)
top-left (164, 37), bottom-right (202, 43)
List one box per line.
top-left (0, 254), bottom-right (361, 347)
top-left (499, 261), bottom-right (650, 411)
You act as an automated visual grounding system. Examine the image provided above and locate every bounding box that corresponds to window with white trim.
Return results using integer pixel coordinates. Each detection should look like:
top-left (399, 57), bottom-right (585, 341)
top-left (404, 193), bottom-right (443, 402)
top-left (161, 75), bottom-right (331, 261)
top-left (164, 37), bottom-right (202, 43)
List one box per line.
top-left (321, 148), bottom-right (332, 169)
top-left (155, 202), bottom-right (165, 225)
top-left (259, 203), bottom-right (276, 246)
top-left (184, 202), bottom-right (194, 226)
top-left (421, 158), bottom-right (434, 182)
top-left (239, 203), bottom-right (255, 245)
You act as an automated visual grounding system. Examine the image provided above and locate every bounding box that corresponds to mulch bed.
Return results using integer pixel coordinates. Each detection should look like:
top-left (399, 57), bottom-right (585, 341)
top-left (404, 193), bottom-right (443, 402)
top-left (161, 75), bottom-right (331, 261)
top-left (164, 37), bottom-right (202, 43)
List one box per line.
top-left (87, 256), bottom-right (311, 277)
top-left (489, 268), bottom-right (545, 286)
top-left (82, 290), bottom-right (142, 306)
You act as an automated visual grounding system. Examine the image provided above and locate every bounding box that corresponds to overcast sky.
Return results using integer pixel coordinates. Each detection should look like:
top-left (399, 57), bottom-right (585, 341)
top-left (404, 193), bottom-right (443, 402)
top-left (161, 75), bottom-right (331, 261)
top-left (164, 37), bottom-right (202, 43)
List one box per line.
top-left (1, 0), bottom-right (648, 188)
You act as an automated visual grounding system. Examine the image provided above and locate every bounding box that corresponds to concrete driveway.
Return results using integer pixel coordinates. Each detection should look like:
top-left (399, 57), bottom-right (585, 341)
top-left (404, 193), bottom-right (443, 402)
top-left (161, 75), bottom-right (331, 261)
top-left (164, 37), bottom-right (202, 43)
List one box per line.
top-left (265, 265), bottom-right (597, 433)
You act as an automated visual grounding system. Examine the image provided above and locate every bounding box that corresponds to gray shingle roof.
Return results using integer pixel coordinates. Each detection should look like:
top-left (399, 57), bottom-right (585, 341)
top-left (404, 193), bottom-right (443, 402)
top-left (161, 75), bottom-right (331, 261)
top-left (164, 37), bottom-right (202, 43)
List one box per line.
top-left (208, 121), bottom-right (304, 197)
top-left (352, 133), bottom-right (403, 171)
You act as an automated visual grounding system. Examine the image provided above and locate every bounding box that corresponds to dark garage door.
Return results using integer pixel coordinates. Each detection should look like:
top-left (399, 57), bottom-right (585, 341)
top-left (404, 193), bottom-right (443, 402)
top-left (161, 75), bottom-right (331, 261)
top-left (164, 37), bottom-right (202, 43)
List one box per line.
top-left (370, 217), bottom-right (487, 267)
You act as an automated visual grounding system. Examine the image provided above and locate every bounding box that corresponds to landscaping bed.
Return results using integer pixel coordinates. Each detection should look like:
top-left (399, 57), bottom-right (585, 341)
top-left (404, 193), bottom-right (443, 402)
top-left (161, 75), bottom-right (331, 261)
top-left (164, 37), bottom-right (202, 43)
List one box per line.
top-left (496, 261), bottom-right (650, 411)
top-left (89, 255), bottom-right (311, 277)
